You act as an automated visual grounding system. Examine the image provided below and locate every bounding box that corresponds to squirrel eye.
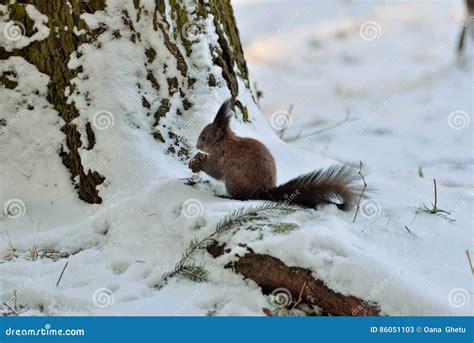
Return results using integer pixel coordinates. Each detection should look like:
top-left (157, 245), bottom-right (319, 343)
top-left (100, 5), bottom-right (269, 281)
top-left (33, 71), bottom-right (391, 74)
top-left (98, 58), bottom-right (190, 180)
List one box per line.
top-left (202, 137), bottom-right (206, 141)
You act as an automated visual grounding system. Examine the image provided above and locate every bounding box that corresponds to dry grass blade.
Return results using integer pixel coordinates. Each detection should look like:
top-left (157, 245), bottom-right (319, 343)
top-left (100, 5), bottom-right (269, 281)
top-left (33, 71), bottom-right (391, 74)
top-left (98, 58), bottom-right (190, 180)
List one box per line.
top-left (353, 161), bottom-right (367, 223)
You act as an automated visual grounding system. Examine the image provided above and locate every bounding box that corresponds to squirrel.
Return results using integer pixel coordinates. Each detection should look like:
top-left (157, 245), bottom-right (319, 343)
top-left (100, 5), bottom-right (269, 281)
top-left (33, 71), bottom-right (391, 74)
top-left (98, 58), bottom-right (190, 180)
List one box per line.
top-left (188, 99), bottom-right (359, 210)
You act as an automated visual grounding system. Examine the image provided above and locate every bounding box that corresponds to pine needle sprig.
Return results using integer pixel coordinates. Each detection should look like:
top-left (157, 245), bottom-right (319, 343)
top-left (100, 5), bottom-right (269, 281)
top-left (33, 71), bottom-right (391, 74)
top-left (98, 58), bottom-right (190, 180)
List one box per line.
top-left (214, 201), bottom-right (294, 235)
top-left (160, 202), bottom-right (294, 286)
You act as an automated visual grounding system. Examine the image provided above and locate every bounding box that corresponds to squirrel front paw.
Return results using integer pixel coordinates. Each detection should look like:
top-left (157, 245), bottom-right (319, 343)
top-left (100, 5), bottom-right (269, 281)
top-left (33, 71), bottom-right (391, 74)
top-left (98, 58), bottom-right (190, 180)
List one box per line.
top-left (188, 152), bottom-right (208, 173)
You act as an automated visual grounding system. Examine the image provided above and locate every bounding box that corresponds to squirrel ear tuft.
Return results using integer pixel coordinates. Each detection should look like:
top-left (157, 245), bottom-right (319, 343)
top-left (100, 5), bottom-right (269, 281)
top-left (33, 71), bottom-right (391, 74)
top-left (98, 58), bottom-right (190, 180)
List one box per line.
top-left (213, 98), bottom-right (233, 128)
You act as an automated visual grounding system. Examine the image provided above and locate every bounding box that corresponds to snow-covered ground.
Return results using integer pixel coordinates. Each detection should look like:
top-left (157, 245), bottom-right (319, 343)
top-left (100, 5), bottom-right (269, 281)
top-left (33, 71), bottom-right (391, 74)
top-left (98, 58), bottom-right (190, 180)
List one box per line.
top-left (0, 0), bottom-right (472, 316)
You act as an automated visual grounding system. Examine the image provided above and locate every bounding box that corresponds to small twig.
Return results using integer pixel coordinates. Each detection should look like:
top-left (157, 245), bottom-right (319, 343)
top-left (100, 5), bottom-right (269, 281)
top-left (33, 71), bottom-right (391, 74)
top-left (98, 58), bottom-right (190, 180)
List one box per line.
top-left (404, 226), bottom-right (412, 234)
top-left (353, 161), bottom-right (367, 223)
top-left (285, 110), bottom-right (352, 142)
top-left (56, 261), bottom-right (69, 287)
top-left (466, 250), bottom-right (474, 275)
top-left (288, 104), bottom-right (294, 115)
top-left (292, 281), bottom-right (307, 310)
top-left (21, 173), bottom-right (32, 181)
top-left (418, 166), bottom-right (424, 178)
top-left (6, 231), bottom-right (16, 252)
top-left (3, 302), bottom-right (18, 316)
top-left (417, 179), bottom-right (453, 220)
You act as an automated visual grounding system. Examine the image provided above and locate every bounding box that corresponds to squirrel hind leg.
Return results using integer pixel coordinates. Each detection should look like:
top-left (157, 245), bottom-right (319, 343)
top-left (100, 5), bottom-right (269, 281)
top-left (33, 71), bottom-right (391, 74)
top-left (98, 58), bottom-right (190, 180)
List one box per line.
top-left (225, 179), bottom-right (269, 201)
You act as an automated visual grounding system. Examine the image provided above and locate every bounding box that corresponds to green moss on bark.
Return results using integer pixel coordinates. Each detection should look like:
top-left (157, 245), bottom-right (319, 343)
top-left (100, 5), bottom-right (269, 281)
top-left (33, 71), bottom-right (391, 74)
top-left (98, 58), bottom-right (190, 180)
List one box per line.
top-left (195, 0), bottom-right (251, 121)
top-left (3, 1), bottom-right (106, 204)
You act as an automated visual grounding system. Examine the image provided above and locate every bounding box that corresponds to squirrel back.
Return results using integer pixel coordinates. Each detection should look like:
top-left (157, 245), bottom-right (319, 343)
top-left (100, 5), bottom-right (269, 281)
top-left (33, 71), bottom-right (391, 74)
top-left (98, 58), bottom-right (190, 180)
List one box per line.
top-left (191, 99), bottom-right (360, 210)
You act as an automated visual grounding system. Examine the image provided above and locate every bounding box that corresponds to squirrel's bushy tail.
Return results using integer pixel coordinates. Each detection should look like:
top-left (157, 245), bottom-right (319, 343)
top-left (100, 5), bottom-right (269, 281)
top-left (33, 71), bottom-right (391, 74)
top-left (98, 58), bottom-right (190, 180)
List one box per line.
top-left (259, 165), bottom-right (359, 211)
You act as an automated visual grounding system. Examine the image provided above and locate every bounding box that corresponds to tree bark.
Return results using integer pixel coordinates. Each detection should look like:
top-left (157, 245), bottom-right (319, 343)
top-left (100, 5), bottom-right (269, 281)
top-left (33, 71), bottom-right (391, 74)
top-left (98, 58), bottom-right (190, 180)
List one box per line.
top-left (1, 0), bottom-right (108, 203)
top-left (208, 243), bottom-right (381, 316)
top-left (234, 252), bottom-right (380, 316)
top-left (1, 0), bottom-right (250, 203)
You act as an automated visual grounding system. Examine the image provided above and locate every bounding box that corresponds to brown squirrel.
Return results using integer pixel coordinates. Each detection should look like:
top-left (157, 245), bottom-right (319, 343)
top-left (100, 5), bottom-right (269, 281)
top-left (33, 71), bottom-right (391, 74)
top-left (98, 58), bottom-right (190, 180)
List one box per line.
top-left (188, 99), bottom-right (359, 210)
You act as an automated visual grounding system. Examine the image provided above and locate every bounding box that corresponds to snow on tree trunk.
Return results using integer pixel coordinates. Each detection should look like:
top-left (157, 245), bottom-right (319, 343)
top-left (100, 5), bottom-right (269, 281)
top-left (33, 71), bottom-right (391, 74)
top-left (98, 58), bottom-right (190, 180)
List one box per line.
top-left (1, 0), bottom-right (252, 204)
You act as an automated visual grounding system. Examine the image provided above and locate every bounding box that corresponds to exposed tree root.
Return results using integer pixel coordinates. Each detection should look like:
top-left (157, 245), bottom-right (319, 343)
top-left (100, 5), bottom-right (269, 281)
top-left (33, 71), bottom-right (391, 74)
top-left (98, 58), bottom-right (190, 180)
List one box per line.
top-left (208, 244), bottom-right (381, 316)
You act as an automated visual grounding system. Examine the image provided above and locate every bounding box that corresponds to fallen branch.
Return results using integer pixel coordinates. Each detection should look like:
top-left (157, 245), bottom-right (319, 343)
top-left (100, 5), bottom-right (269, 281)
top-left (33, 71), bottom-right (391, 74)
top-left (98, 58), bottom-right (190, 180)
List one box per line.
top-left (231, 252), bottom-right (380, 316)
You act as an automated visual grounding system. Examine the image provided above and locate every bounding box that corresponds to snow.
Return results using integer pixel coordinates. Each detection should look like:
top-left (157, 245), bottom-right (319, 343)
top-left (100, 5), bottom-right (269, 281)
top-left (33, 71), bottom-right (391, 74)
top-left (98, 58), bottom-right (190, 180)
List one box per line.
top-left (0, 4), bottom-right (50, 52)
top-left (0, 0), bottom-right (472, 316)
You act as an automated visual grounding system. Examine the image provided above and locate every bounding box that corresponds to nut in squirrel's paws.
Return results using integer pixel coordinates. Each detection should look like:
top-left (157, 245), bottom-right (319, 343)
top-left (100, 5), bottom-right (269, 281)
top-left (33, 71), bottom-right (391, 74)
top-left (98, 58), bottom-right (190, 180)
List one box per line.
top-left (188, 152), bottom-right (208, 173)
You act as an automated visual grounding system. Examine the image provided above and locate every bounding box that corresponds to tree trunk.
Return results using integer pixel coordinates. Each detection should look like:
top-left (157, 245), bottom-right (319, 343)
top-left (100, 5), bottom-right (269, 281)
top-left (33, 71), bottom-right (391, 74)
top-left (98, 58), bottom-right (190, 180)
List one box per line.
top-left (1, 0), bottom-right (250, 203)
